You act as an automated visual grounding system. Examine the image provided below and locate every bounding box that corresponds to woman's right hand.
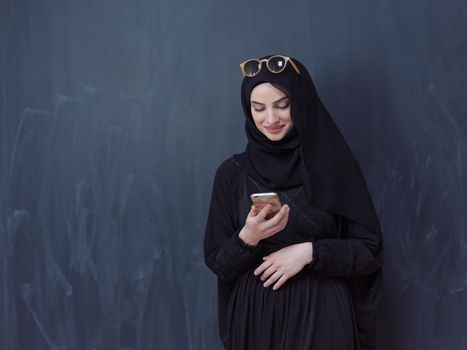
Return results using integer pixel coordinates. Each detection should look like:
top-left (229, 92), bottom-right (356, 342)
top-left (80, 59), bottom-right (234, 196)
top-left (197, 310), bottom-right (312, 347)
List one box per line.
top-left (238, 204), bottom-right (290, 247)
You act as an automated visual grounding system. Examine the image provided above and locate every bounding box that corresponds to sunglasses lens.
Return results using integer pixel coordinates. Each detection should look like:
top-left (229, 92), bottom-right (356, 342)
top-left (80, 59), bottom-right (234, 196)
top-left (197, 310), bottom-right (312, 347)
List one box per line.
top-left (267, 56), bottom-right (287, 73)
top-left (243, 60), bottom-right (260, 77)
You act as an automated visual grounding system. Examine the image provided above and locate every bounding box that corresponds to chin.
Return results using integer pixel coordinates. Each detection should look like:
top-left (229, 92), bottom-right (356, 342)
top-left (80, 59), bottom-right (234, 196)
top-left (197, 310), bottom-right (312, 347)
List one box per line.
top-left (263, 126), bottom-right (292, 141)
top-left (264, 131), bottom-right (288, 141)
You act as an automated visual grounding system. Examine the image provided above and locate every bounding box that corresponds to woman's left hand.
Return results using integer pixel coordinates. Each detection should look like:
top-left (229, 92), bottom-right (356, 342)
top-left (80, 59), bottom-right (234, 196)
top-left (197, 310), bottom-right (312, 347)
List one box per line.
top-left (254, 242), bottom-right (314, 290)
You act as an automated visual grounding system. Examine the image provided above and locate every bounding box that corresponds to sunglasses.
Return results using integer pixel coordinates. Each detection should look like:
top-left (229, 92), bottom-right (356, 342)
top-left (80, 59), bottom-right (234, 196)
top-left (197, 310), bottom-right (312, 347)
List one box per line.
top-left (240, 55), bottom-right (301, 77)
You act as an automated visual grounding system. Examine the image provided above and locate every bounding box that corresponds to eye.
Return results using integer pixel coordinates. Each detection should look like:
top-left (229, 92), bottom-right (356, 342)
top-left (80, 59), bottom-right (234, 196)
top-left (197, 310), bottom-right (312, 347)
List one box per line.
top-left (252, 106), bottom-right (265, 112)
top-left (276, 102), bottom-right (290, 109)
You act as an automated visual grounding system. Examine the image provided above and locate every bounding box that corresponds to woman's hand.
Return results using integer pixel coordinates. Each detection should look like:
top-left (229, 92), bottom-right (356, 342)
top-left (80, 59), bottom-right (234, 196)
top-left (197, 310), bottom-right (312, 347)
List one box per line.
top-left (254, 242), bottom-right (314, 290)
top-left (238, 204), bottom-right (290, 247)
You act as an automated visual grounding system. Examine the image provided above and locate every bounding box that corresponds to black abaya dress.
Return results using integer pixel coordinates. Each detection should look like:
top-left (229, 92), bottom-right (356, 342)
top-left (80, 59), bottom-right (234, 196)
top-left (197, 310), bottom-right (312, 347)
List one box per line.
top-left (204, 157), bottom-right (382, 350)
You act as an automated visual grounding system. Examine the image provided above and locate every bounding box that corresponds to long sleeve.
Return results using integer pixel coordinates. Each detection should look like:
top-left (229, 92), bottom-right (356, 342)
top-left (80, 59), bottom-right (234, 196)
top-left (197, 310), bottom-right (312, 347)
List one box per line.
top-left (204, 160), bottom-right (261, 282)
top-left (309, 216), bottom-right (383, 278)
top-left (309, 216), bottom-right (383, 350)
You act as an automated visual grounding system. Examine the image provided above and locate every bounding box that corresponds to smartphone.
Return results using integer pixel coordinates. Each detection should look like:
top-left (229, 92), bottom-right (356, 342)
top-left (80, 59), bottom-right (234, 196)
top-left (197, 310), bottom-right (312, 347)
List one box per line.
top-left (250, 192), bottom-right (282, 219)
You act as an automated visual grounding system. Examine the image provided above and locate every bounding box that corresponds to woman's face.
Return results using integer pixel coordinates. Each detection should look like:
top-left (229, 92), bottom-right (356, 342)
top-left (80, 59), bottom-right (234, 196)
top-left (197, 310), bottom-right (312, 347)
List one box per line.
top-left (250, 83), bottom-right (294, 141)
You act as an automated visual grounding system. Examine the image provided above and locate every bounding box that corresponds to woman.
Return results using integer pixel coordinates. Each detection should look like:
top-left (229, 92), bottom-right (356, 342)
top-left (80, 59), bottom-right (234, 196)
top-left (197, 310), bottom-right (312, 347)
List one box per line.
top-left (204, 54), bottom-right (383, 350)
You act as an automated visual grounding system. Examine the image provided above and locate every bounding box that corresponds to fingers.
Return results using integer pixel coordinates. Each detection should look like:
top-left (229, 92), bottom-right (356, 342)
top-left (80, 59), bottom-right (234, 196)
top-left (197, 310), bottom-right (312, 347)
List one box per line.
top-left (263, 270), bottom-right (290, 289)
top-left (259, 268), bottom-right (289, 290)
top-left (256, 204), bottom-right (272, 220)
top-left (263, 270), bottom-right (281, 287)
top-left (245, 204), bottom-right (290, 247)
top-left (272, 274), bottom-right (289, 290)
top-left (253, 259), bottom-right (273, 276)
top-left (254, 243), bottom-right (309, 291)
top-left (269, 204), bottom-right (290, 225)
top-left (259, 264), bottom-right (277, 282)
top-left (247, 205), bottom-right (257, 217)
top-left (254, 255), bottom-right (284, 288)
top-left (257, 203), bottom-right (289, 223)
top-left (261, 205), bottom-right (289, 232)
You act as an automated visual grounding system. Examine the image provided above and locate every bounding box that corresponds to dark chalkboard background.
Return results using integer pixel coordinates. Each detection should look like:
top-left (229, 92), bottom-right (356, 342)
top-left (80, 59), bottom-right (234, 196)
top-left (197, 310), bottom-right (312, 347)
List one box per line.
top-left (1, 0), bottom-right (466, 349)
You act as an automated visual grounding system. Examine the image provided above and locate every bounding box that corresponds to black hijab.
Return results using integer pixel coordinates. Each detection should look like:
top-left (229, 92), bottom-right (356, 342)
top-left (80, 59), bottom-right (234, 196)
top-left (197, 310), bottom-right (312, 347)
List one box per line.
top-left (234, 54), bottom-right (382, 235)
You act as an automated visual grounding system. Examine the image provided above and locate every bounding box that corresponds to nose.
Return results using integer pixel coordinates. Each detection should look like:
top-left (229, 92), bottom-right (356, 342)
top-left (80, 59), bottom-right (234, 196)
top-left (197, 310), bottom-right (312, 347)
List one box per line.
top-left (265, 108), bottom-right (279, 124)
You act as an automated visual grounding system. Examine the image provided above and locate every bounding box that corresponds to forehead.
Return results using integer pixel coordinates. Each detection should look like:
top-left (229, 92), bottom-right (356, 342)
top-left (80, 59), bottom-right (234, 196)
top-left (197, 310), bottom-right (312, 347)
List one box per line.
top-left (250, 83), bottom-right (288, 102)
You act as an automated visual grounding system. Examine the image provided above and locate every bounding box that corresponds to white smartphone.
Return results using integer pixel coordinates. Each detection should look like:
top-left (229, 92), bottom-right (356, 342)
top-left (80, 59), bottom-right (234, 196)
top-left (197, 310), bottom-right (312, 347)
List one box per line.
top-left (250, 192), bottom-right (282, 219)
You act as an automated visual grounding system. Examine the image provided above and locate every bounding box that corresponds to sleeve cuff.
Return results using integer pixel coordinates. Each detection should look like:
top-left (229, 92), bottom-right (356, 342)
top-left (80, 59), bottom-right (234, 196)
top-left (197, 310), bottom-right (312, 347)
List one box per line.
top-left (235, 234), bottom-right (260, 251)
top-left (308, 240), bottom-right (319, 269)
top-left (220, 231), bottom-right (261, 264)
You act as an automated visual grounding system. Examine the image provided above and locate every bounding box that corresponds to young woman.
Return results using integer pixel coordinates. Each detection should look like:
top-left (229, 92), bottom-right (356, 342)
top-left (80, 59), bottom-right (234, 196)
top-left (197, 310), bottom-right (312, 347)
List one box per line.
top-left (204, 54), bottom-right (383, 350)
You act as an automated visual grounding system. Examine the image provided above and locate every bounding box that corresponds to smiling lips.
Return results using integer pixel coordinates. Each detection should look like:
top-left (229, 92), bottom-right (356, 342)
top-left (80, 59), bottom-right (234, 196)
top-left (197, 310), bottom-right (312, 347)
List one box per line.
top-left (264, 125), bottom-right (285, 134)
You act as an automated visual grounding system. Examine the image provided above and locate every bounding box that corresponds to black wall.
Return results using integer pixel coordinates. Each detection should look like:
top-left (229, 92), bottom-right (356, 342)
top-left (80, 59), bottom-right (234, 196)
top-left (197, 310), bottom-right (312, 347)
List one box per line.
top-left (1, 0), bottom-right (466, 349)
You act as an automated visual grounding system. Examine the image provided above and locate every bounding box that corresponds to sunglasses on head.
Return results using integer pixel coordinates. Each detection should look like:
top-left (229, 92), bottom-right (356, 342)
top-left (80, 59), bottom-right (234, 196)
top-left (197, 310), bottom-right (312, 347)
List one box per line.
top-left (240, 55), bottom-right (301, 78)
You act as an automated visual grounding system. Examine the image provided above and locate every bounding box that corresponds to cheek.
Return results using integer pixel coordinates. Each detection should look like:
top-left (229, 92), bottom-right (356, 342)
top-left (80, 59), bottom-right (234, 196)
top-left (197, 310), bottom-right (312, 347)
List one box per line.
top-left (250, 111), bottom-right (264, 125)
top-left (279, 108), bottom-right (293, 123)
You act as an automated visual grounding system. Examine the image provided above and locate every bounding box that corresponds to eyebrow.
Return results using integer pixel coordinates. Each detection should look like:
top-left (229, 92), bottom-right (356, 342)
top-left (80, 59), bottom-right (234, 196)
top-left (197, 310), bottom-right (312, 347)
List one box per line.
top-left (250, 96), bottom-right (289, 105)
